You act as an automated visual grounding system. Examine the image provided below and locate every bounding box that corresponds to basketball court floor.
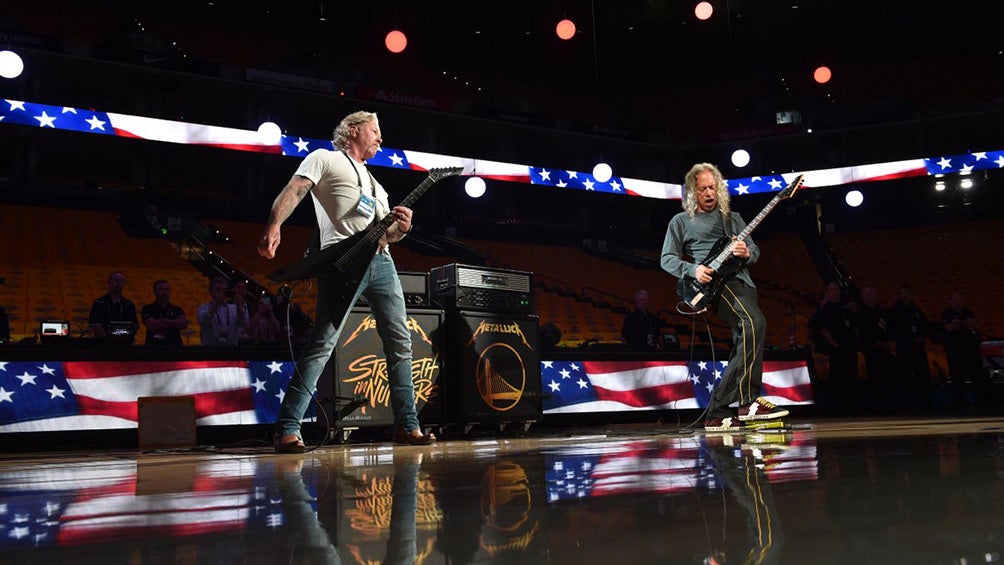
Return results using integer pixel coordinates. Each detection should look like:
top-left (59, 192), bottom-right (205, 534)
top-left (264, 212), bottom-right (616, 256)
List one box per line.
top-left (2, 415), bottom-right (1003, 564)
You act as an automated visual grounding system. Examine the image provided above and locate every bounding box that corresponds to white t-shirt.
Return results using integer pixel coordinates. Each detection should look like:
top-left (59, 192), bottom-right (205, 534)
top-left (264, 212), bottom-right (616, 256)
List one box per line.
top-left (294, 148), bottom-right (391, 250)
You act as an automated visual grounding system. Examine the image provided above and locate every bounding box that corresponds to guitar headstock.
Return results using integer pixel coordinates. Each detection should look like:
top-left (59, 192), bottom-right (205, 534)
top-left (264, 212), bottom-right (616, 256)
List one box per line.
top-left (428, 166), bottom-right (464, 182)
top-left (778, 174), bottom-right (805, 200)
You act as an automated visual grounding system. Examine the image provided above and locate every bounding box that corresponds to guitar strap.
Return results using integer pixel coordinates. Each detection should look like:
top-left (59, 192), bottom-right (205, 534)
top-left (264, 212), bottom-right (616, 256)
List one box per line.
top-left (305, 151), bottom-right (380, 258)
top-left (722, 210), bottom-right (732, 238)
top-left (341, 150), bottom-right (377, 199)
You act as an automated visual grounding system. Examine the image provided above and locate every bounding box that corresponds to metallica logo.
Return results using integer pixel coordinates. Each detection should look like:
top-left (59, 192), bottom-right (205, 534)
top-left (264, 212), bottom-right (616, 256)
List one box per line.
top-left (466, 319), bottom-right (532, 349)
top-left (344, 314), bottom-right (432, 347)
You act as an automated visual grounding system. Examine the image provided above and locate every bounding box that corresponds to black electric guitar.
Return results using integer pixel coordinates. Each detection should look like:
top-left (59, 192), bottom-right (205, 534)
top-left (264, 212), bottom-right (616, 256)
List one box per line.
top-left (266, 166), bottom-right (462, 316)
top-left (676, 174), bottom-right (804, 312)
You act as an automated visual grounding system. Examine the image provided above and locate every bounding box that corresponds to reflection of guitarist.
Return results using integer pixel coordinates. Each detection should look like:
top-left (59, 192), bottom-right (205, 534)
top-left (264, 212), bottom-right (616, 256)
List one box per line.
top-left (258, 110), bottom-right (436, 451)
top-left (660, 163), bottom-right (787, 432)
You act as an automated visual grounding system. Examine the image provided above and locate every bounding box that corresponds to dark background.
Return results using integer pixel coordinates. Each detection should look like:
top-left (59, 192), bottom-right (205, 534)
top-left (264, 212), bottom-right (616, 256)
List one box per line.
top-left (1, 0), bottom-right (1002, 244)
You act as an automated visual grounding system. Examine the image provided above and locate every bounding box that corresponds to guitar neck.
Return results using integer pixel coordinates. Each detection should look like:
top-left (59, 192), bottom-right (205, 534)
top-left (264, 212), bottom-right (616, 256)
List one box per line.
top-left (365, 174), bottom-right (438, 243)
top-left (709, 192), bottom-right (785, 268)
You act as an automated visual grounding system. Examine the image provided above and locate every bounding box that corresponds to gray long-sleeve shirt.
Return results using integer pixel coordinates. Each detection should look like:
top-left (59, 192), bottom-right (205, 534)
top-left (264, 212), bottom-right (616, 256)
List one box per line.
top-left (660, 209), bottom-right (760, 288)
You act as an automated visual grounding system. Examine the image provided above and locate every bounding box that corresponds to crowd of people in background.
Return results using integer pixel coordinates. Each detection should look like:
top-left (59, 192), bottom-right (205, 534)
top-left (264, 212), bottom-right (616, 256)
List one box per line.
top-left (807, 283), bottom-right (987, 414)
top-left (83, 270), bottom-right (313, 347)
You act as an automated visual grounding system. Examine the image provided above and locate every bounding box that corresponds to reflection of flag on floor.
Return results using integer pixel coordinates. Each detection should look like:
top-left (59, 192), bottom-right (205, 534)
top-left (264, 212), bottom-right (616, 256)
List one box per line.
top-left (545, 438), bottom-right (718, 502)
top-left (0, 459), bottom-right (310, 549)
top-left (0, 360), bottom-right (296, 432)
top-left (545, 436), bottom-right (819, 502)
top-left (542, 360), bottom-right (814, 414)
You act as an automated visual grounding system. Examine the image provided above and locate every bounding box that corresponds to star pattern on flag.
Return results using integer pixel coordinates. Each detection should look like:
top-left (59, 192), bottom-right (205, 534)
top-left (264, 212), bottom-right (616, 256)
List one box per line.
top-left (542, 359), bottom-right (736, 413)
top-left (0, 100), bottom-right (114, 138)
top-left (726, 174), bottom-right (789, 196)
top-left (3, 95), bottom-right (1002, 202)
top-left (0, 359), bottom-right (303, 430)
top-left (923, 150), bottom-right (1004, 174)
top-left (34, 111), bottom-right (56, 128)
top-left (546, 452), bottom-right (600, 501)
top-left (0, 458), bottom-right (320, 550)
top-left (248, 360), bottom-right (303, 424)
top-left (365, 146), bottom-right (411, 168)
top-left (529, 167), bottom-right (625, 194)
top-left (0, 362), bottom-right (80, 423)
top-left (15, 372), bottom-right (37, 386)
top-left (84, 115), bottom-right (106, 130)
top-left (688, 360), bottom-right (728, 407)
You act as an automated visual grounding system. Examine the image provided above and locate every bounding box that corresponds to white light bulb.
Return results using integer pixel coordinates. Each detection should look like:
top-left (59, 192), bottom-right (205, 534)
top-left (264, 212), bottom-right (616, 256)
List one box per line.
top-left (592, 162), bottom-right (612, 183)
top-left (731, 149), bottom-right (751, 168)
top-left (257, 121), bottom-right (282, 145)
top-left (0, 50), bottom-right (25, 79)
top-left (845, 190), bottom-right (863, 207)
top-left (465, 176), bottom-right (486, 198)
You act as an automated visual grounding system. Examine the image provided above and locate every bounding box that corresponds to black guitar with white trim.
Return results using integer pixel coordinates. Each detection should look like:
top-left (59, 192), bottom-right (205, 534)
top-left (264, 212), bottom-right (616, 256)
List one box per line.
top-left (676, 174), bottom-right (804, 312)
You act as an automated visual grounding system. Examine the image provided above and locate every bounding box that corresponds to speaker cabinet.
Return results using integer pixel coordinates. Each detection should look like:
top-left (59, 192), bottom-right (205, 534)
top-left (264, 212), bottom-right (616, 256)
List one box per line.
top-left (445, 311), bottom-right (542, 427)
top-left (356, 271), bottom-right (430, 308)
top-left (329, 307), bottom-right (444, 430)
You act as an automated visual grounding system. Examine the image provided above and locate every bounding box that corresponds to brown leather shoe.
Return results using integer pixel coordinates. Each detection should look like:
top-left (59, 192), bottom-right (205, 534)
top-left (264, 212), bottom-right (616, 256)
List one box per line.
top-left (274, 434), bottom-right (306, 454)
top-left (394, 428), bottom-right (436, 445)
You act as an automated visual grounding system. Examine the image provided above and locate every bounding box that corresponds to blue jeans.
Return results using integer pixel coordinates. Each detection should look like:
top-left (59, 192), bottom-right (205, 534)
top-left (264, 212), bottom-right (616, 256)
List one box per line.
top-left (275, 251), bottom-right (418, 437)
top-left (385, 454), bottom-right (419, 564)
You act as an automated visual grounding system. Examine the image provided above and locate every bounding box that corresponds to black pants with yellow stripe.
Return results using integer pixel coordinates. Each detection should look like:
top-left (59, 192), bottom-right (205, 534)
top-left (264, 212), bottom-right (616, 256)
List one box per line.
top-left (707, 278), bottom-right (767, 419)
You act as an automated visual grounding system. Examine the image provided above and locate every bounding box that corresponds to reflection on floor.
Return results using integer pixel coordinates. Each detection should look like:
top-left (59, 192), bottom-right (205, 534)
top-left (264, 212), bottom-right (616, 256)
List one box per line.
top-left (2, 416), bottom-right (1003, 564)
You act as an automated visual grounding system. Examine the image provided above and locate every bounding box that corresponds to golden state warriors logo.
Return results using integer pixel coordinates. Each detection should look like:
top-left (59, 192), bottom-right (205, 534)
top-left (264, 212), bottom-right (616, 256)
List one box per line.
top-left (479, 462), bottom-right (539, 556)
top-left (475, 343), bottom-right (526, 412)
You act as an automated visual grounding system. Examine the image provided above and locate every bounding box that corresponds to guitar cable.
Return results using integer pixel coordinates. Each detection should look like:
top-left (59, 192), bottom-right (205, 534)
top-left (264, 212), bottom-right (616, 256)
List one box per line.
top-left (672, 310), bottom-right (721, 433)
top-left (676, 300), bottom-right (708, 316)
top-left (279, 281), bottom-right (373, 452)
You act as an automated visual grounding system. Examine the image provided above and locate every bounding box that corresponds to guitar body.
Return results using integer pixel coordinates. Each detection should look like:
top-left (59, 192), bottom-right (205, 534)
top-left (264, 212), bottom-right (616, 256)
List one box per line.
top-left (266, 229), bottom-right (375, 283)
top-left (676, 236), bottom-right (744, 311)
top-left (264, 165), bottom-right (463, 326)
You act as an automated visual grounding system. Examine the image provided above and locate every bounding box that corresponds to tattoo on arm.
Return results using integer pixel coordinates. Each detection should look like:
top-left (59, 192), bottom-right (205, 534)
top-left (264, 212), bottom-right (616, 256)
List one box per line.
top-left (268, 175), bottom-right (314, 225)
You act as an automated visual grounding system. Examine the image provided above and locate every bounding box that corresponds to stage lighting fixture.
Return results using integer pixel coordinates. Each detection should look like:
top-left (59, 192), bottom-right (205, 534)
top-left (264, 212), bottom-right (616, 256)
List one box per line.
top-left (465, 176), bottom-right (487, 198)
top-left (592, 162), bottom-right (612, 183)
top-left (731, 149), bottom-right (751, 168)
top-left (257, 121), bottom-right (282, 145)
top-left (385, 30), bottom-right (407, 53)
top-left (0, 50), bottom-right (24, 79)
top-left (845, 189), bottom-right (863, 207)
top-left (695, 2), bottom-right (713, 20)
top-left (556, 19), bottom-right (576, 40)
